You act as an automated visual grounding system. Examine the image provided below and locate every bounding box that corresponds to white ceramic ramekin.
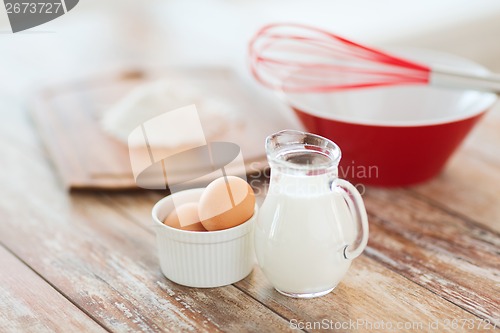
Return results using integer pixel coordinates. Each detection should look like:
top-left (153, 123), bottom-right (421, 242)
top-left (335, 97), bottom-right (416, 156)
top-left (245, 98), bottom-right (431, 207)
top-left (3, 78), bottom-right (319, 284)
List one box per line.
top-left (152, 188), bottom-right (256, 288)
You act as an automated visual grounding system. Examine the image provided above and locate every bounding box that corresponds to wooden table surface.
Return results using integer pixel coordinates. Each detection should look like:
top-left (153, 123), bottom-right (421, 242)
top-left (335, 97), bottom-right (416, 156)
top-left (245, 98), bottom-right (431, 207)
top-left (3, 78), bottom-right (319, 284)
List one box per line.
top-left (0, 88), bottom-right (499, 332)
top-left (1, 8), bottom-right (500, 332)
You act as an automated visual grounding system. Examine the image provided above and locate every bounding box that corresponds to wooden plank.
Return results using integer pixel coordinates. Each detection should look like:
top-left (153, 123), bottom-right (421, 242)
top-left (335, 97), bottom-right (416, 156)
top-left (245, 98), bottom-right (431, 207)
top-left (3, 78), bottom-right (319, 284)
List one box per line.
top-left (5, 67), bottom-right (500, 332)
top-left (462, 102), bottom-right (500, 166)
top-left (30, 68), bottom-right (281, 191)
top-left (410, 152), bottom-right (500, 233)
top-left (235, 256), bottom-right (494, 333)
top-left (30, 77), bottom-right (145, 190)
top-left (410, 105), bottom-right (500, 233)
top-left (104, 190), bottom-right (493, 333)
top-left (363, 187), bottom-right (500, 326)
top-left (0, 245), bottom-right (106, 333)
top-left (0, 137), bottom-right (295, 332)
top-left (99, 109), bottom-right (500, 331)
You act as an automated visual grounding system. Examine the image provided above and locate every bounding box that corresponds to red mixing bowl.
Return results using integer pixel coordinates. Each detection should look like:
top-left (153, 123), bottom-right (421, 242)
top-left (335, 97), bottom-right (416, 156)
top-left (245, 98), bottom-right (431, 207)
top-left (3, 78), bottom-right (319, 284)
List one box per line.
top-left (284, 49), bottom-right (497, 186)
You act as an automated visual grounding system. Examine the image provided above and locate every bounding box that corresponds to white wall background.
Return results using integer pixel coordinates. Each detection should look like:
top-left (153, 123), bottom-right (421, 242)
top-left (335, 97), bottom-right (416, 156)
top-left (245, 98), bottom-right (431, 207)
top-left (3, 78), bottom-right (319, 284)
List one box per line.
top-left (1, 0), bottom-right (500, 98)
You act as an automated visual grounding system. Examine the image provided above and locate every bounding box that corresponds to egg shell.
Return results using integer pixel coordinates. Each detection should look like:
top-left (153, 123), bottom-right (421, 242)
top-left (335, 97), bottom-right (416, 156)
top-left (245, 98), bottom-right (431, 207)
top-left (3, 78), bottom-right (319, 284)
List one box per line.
top-left (164, 202), bottom-right (207, 232)
top-left (198, 176), bottom-right (255, 231)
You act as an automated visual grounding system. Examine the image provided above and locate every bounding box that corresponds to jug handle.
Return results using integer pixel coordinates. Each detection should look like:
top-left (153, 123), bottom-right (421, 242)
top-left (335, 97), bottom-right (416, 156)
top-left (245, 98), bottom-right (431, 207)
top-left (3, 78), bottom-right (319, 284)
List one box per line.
top-left (332, 179), bottom-right (369, 260)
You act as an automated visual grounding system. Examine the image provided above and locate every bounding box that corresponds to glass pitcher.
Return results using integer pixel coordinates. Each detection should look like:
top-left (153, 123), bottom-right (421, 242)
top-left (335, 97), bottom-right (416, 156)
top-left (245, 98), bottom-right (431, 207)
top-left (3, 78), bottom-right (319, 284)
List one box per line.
top-left (255, 130), bottom-right (369, 298)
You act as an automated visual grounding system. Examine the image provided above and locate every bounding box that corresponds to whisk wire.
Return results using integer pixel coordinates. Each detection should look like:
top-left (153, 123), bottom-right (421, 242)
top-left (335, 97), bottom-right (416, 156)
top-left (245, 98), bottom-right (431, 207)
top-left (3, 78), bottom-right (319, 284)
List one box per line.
top-left (249, 23), bottom-right (431, 92)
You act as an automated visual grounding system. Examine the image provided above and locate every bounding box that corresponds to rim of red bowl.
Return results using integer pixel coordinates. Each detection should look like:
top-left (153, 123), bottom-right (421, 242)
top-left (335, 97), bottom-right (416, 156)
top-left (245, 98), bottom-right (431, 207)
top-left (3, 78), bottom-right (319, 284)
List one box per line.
top-left (283, 48), bottom-right (498, 128)
top-left (286, 89), bottom-right (496, 128)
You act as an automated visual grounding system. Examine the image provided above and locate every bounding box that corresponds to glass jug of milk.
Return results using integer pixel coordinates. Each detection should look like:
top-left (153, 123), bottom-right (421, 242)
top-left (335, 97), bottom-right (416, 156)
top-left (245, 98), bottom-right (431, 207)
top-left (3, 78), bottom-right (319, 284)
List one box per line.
top-left (255, 130), bottom-right (369, 298)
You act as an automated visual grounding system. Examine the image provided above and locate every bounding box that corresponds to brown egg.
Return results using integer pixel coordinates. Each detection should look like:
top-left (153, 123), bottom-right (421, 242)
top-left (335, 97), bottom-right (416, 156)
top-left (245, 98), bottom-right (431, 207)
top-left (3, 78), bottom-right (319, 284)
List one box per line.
top-left (164, 202), bottom-right (207, 232)
top-left (198, 176), bottom-right (255, 231)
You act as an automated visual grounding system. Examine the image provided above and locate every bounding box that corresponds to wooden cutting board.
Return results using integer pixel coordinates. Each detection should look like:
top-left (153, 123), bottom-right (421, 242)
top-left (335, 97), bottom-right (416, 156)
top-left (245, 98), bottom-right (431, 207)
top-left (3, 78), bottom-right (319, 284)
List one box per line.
top-left (31, 68), bottom-right (290, 191)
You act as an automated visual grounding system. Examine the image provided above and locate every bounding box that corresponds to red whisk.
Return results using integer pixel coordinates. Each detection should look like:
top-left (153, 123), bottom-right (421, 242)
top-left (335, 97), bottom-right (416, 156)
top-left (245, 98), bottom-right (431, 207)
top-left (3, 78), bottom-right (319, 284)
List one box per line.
top-left (249, 23), bottom-right (500, 93)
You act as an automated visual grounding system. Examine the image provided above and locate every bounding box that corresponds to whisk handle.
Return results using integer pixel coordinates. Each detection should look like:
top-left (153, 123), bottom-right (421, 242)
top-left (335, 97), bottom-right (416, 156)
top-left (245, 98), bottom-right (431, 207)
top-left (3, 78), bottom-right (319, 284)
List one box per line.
top-left (430, 65), bottom-right (500, 93)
